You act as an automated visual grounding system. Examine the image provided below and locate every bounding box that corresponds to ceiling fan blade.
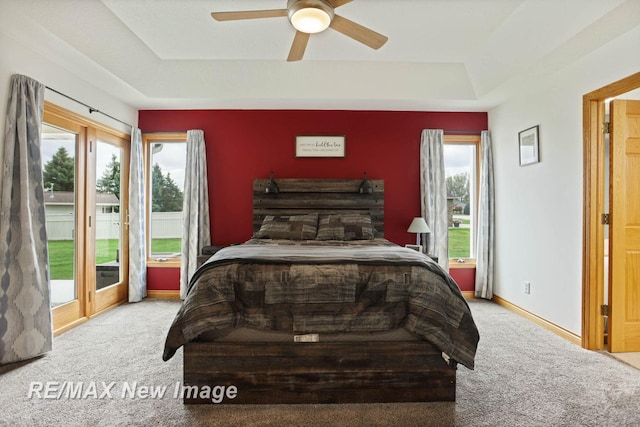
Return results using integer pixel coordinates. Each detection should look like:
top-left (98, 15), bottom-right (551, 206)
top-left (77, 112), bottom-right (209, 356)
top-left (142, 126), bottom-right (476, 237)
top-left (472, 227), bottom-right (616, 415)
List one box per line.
top-left (328, 0), bottom-right (354, 8)
top-left (211, 9), bottom-right (287, 21)
top-left (329, 14), bottom-right (388, 50)
top-left (287, 31), bottom-right (310, 62)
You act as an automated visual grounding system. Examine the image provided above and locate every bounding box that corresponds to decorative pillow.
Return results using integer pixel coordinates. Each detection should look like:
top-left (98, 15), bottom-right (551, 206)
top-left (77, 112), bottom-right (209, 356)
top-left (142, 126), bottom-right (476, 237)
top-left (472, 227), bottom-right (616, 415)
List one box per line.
top-left (316, 214), bottom-right (375, 240)
top-left (254, 213), bottom-right (318, 240)
top-left (315, 214), bottom-right (345, 240)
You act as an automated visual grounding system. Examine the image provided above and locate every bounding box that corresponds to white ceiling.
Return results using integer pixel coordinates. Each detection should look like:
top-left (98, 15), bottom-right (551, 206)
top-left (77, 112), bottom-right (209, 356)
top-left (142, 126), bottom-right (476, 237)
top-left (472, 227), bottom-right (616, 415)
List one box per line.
top-left (1, 0), bottom-right (638, 111)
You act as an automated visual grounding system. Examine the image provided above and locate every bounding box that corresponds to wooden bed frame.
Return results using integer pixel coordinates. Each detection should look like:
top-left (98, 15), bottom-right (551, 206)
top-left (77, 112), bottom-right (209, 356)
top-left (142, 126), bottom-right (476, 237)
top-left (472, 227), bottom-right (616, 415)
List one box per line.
top-left (251, 177), bottom-right (385, 236)
top-left (182, 178), bottom-right (457, 404)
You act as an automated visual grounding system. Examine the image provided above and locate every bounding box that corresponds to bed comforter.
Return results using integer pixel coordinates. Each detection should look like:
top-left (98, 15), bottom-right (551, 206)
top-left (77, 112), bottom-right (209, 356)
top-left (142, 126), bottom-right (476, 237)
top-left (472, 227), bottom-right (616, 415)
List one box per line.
top-left (162, 239), bottom-right (479, 369)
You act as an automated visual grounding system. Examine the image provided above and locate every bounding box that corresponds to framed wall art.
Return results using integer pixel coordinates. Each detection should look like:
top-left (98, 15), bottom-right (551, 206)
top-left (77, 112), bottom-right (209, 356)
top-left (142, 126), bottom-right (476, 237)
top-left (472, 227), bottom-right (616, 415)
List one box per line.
top-left (295, 135), bottom-right (345, 158)
top-left (518, 125), bottom-right (540, 166)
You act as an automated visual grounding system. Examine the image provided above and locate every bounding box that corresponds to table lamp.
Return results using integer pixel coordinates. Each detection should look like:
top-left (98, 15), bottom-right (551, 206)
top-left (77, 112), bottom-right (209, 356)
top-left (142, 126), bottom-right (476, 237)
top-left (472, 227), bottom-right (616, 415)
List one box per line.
top-left (407, 217), bottom-right (431, 251)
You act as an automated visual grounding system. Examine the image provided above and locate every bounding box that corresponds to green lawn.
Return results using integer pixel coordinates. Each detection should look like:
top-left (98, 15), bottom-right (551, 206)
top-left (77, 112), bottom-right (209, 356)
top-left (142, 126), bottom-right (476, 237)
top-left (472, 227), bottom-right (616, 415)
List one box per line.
top-left (448, 227), bottom-right (470, 259)
top-left (49, 239), bottom-right (120, 280)
top-left (151, 238), bottom-right (182, 254)
top-left (48, 238), bottom-right (181, 280)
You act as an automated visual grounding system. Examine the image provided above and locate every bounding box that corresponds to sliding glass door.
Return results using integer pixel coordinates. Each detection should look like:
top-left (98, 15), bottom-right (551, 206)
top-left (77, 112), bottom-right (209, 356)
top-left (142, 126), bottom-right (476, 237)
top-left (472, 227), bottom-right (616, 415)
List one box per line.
top-left (92, 135), bottom-right (129, 313)
top-left (42, 124), bottom-right (79, 310)
top-left (42, 103), bottom-right (129, 333)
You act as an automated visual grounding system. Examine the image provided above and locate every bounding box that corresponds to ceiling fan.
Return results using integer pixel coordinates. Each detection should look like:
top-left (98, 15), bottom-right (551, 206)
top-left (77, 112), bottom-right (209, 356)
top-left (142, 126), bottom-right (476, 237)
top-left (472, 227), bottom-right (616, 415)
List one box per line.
top-left (211, 0), bottom-right (388, 62)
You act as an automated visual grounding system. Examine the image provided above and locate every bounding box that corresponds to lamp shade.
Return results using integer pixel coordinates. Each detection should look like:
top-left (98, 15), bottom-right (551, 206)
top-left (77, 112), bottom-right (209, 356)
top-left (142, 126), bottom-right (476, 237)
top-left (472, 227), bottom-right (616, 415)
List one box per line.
top-left (407, 217), bottom-right (430, 234)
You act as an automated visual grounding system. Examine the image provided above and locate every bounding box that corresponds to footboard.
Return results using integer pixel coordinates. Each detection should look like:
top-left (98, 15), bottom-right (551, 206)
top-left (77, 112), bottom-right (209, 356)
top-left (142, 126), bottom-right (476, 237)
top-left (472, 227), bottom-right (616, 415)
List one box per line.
top-left (182, 341), bottom-right (456, 404)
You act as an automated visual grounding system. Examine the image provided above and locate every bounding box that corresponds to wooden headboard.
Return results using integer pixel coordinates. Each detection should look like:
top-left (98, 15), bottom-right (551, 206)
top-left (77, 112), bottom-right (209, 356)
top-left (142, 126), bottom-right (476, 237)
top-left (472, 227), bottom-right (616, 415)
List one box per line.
top-left (253, 178), bottom-right (384, 236)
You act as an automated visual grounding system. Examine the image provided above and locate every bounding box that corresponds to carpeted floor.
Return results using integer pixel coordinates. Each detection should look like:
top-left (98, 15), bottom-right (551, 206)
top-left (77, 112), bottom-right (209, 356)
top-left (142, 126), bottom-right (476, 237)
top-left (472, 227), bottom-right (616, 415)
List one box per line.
top-left (1, 299), bottom-right (639, 426)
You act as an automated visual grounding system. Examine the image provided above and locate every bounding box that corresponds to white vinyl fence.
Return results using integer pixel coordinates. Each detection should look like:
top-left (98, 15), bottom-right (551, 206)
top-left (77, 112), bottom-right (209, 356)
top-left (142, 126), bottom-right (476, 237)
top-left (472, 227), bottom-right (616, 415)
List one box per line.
top-left (149, 212), bottom-right (184, 239)
top-left (45, 212), bottom-right (182, 240)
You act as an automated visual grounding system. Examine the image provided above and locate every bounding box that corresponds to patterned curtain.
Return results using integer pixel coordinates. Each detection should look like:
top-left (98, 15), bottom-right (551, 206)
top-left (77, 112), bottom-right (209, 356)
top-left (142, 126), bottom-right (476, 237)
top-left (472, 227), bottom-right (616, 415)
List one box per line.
top-left (475, 130), bottom-right (495, 299)
top-left (179, 130), bottom-right (211, 299)
top-left (420, 129), bottom-right (449, 271)
top-left (0, 74), bottom-right (52, 364)
top-left (128, 128), bottom-right (146, 302)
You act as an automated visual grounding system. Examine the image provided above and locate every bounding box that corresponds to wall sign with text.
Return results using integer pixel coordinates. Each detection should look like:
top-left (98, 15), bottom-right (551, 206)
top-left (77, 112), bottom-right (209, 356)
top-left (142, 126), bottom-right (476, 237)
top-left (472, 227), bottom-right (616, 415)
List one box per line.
top-left (295, 136), bottom-right (345, 158)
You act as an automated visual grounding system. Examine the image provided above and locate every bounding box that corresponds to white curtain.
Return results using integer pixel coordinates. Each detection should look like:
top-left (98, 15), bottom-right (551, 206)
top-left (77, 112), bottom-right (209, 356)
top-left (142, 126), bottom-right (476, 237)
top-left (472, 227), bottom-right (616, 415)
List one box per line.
top-left (0, 74), bottom-right (52, 364)
top-left (475, 130), bottom-right (495, 299)
top-left (179, 130), bottom-right (210, 299)
top-left (420, 129), bottom-right (449, 271)
top-left (128, 128), bottom-right (146, 302)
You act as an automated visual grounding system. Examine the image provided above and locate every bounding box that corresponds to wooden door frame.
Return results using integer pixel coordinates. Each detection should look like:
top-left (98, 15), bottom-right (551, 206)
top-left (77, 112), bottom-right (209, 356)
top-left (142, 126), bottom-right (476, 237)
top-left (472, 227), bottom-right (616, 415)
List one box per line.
top-left (90, 131), bottom-right (131, 316)
top-left (582, 72), bottom-right (640, 350)
top-left (44, 102), bottom-right (130, 335)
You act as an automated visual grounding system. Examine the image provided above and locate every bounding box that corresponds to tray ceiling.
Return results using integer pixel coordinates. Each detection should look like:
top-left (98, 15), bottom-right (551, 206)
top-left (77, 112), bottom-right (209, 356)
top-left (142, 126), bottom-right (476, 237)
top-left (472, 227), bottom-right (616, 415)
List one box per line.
top-left (1, 0), bottom-right (637, 110)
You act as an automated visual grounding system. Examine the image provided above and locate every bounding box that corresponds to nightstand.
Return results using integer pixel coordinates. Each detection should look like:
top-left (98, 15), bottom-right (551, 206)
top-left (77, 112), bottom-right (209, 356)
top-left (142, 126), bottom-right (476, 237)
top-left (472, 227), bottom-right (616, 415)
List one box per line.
top-left (198, 245), bottom-right (228, 266)
top-left (202, 245), bottom-right (227, 256)
top-left (404, 244), bottom-right (438, 263)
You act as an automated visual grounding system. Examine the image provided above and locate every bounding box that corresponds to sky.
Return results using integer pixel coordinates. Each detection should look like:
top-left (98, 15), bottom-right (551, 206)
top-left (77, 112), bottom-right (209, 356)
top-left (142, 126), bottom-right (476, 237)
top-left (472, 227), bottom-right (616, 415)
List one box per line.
top-left (151, 142), bottom-right (186, 190)
top-left (443, 144), bottom-right (474, 177)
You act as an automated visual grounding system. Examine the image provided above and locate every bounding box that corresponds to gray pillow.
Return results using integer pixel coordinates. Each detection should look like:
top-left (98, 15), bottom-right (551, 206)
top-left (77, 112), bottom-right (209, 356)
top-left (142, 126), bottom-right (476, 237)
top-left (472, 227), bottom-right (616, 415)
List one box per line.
top-left (316, 214), bottom-right (375, 240)
top-left (254, 213), bottom-right (318, 240)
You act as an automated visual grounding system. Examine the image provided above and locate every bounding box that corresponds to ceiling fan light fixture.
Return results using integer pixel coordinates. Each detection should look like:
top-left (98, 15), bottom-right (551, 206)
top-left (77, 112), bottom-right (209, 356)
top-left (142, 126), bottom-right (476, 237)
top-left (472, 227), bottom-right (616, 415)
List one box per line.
top-left (291, 8), bottom-right (331, 33)
top-left (288, 0), bottom-right (334, 34)
top-left (212, 0), bottom-right (387, 61)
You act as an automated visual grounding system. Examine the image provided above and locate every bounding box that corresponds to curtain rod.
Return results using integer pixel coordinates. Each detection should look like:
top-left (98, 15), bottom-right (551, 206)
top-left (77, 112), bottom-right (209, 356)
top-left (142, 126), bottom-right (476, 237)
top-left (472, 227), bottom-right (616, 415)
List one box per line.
top-left (443, 130), bottom-right (483, 134)
top-left (45, 86), bottom-right (132, 128)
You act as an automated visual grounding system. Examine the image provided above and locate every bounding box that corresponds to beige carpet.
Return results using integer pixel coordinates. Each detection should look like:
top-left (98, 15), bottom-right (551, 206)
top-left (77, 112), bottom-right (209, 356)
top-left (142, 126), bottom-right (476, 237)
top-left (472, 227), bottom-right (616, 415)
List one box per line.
top-left (1, 299), bottom-right (640, 426)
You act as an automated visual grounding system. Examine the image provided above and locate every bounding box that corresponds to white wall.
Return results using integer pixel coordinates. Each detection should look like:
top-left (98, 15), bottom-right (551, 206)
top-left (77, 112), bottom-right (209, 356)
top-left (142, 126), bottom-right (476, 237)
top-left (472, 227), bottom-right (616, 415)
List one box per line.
top-left (0, 30), bottom-right (138, 185)
top-left (488, 27), bottom-right (640, 335)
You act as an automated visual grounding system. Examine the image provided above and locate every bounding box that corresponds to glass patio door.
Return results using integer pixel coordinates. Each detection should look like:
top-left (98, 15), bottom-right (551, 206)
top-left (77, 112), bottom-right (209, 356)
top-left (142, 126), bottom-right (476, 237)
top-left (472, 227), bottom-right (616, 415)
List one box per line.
top-left (42, 124), bottom-right (79, 312)
top-left (42, 104), bottom-right (129, 334)
top-left (91, 135), bottom-right (129, 313)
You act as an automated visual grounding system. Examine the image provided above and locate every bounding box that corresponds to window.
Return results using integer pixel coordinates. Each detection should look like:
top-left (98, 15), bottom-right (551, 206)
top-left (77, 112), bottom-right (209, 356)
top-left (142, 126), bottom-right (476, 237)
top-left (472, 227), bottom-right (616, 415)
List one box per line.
top-left (143, 133), bottom-right (187, 265)
top-left (443, 135), bottom-right (480, 262)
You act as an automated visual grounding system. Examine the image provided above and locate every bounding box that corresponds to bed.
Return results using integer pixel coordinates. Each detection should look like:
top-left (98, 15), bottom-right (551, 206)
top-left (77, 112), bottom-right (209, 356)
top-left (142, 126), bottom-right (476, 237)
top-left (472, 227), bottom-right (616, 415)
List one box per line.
top-left (163, 178), bottom-right (479, 404)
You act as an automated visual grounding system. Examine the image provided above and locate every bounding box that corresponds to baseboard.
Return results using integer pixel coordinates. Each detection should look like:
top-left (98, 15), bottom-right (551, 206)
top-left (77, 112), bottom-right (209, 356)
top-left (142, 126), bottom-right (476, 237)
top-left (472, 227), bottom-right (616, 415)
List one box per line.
top-left (54, 317), bottom-right (88, 337)
top-left (492, 295), bottom-right (581, 346)
top-left (147, 290), bottom-right (181, 299)
top-left (461, 291), bottom-right (475, 299)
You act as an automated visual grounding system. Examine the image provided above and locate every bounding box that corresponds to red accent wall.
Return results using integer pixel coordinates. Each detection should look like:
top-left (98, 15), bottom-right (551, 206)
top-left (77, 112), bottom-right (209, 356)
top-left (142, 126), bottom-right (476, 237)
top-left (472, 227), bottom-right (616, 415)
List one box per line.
top-left (147, 266), bottom-right (180, 291)
top-left (450, 268), bottom-right (476, 293)
top-left (139, 109), bottom-right (486, 293)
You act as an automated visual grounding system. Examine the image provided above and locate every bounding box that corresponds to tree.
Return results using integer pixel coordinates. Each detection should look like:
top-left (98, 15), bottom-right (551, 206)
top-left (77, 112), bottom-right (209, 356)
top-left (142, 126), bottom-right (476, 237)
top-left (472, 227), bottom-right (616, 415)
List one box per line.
top-left (151, 163), bottom-right (184, 212)
top-left (97, 154), bottom-right (120, 198)
top-left (446, 173), bottom-right (470, 205)
top-left (151, 163), bottom-right (165, 212)
top-left (43, 147), bottom-right (75, 191)
top-left (159, 172), bottom-right (184, 211)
